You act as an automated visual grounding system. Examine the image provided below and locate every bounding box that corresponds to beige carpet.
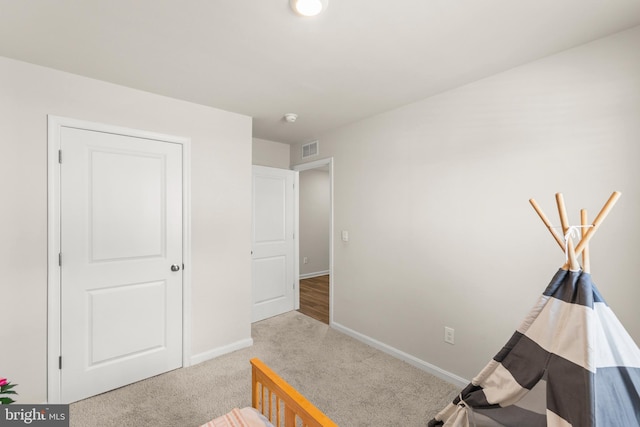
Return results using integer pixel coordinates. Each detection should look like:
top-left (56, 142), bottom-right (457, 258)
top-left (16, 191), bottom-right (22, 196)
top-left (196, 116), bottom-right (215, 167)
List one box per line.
top-left (70, 311), bottom-right (459, 427)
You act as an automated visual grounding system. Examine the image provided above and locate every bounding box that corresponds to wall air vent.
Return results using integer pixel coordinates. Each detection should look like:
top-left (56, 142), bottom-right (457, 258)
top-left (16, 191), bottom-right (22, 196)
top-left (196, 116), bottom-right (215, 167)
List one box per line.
top-left (302, 140), bottom-right (319, 159)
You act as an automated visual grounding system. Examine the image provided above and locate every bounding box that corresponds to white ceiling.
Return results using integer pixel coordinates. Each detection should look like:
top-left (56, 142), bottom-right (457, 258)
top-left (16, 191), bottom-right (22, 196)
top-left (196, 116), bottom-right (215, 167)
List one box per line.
top-left (1, 1), bottom-right (639, 144)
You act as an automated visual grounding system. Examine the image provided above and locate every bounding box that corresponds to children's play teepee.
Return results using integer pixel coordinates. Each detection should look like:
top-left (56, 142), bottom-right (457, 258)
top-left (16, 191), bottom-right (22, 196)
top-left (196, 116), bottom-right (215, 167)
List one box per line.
top-left (428, 192), bottom-right (640, 427)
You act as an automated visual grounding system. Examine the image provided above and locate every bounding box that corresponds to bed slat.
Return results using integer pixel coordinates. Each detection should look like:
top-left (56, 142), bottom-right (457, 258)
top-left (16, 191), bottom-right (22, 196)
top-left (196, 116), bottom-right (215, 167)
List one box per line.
top-left (250, 358), bottom-right (338, 427)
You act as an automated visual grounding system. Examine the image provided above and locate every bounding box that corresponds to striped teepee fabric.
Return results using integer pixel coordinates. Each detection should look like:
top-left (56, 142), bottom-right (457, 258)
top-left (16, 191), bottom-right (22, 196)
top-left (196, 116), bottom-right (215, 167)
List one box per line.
top-left (429, 269), bottom-right (640, 427)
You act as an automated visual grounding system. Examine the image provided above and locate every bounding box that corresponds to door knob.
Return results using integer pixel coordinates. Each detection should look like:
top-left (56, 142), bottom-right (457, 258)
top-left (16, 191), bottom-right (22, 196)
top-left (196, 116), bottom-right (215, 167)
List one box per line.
top-left (171, 264), bottom-right (181, 272)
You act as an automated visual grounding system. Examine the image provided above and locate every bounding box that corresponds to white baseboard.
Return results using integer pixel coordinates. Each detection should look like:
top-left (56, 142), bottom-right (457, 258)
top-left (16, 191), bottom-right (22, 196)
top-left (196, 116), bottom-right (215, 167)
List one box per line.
top-left (299, 270), bottom-right (330, 280)
top-left (189, 338), bottom-right (254, 366)
top-left (331, 322), bottom-right (469, 389)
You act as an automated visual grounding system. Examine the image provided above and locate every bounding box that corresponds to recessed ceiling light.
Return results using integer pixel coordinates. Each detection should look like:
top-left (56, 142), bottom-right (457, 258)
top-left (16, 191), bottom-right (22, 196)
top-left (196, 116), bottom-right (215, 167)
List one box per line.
top-left (290, 0), bottom-right (328, 17)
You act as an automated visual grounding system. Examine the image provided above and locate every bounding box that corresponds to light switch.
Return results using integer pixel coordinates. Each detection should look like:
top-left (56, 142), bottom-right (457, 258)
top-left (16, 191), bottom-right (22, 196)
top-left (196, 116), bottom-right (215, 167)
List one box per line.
top-left (341, 230), bottom-right (349, 242)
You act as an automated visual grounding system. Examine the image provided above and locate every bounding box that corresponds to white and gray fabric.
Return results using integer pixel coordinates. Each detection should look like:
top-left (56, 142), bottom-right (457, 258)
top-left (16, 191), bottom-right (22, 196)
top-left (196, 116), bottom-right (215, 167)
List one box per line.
top-left (428, 269), bottom-right (640, 427)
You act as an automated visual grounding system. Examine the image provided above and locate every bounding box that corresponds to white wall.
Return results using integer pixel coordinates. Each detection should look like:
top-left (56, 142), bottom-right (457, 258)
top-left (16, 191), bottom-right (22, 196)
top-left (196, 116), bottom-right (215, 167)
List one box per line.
top-left (299, 169), bottom-right (331, 276)
top-left (291, 26), bottom-right (640, 382)
top-left (0, 57), bottom-right (253, 403)
top-left (252, 137), bottom-right (290, 168)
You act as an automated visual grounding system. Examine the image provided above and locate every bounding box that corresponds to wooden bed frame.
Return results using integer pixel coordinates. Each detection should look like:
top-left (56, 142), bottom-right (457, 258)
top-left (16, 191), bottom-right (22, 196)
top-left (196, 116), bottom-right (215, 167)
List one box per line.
top-left (250, 358), bottom-right (338, 427)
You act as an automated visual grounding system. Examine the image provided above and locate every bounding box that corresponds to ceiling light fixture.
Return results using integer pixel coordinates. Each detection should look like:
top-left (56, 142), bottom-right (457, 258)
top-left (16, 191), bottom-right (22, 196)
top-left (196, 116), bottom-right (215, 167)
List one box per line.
top-left (284, 113), bottom-right (298, 123)
top-left (290, 0), bottom-right (328, 17)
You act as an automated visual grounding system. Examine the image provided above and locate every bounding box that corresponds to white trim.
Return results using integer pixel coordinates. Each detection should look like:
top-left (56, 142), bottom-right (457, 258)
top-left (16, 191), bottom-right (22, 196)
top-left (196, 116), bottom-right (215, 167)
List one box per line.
top-left (47, 117), bottom-right (62, 404)
top-left (47, 115), bottom-right (193, 403)
top-left (332, 321), bottom-right (469, 388)
top-left (293, 158), bottom-right (333, 171)
top-left (189, 338), bottom-right (254, 366)
top-left (293, 158), bottom-right (334, 325)
top-left (294, 171), bottom-right (300, 310)
top-left (299, 270), bottom-right (330, 280)
top-left (181, 140), bottom-right (193, 369)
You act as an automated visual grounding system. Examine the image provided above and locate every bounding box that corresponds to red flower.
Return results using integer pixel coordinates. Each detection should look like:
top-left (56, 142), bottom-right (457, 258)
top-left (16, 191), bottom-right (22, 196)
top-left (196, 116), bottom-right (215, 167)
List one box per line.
top-left (0, 379), bottom-right (7, 387)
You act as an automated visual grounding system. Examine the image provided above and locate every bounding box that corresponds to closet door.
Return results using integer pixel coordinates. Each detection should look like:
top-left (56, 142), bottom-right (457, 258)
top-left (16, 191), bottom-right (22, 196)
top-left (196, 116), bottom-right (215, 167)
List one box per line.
top-left (59, 124), bottom-right (183, 402)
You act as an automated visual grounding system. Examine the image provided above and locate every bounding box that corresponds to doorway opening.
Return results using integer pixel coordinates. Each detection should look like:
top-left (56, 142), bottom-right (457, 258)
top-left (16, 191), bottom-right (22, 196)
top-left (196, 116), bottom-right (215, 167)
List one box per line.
top-left (293, 158), bottom-right (333, 325)
top-left (299, 274), bottom-right (329, 324)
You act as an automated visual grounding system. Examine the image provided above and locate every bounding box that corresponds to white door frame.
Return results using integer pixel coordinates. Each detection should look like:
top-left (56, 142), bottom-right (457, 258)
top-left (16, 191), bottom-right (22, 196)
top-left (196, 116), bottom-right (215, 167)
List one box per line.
top-left (293, 158), bottom-right (334, 324)
top-left (46, 115), bottom-right (192, 403)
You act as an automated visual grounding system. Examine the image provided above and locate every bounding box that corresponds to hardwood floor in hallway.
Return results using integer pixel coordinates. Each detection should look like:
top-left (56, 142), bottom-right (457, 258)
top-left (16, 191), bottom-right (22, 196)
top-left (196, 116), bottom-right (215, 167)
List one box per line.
top-left (298, 275), bottom-right (329, 324)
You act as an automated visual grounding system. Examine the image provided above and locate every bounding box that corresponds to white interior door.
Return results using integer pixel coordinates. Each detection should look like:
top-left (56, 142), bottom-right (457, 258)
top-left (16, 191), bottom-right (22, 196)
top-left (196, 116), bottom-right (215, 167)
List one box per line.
top-left (252, 166), bottom-right (297, 322)
top-left (59, 126), bottom-right (183, 403)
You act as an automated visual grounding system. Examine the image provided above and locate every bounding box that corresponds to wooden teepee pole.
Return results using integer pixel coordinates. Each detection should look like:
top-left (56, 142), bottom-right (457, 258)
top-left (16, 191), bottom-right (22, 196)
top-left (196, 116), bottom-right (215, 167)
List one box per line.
top-left (573, 191), bottom-right (621, 257)
top-left (529, 198), bottom-right (565, 252)
top-left (581, 209), bottom-right (591, 274)
top-left (555, 193), bottom-right (579, 271)
top-left (529, 191), bottom-right (621, 270)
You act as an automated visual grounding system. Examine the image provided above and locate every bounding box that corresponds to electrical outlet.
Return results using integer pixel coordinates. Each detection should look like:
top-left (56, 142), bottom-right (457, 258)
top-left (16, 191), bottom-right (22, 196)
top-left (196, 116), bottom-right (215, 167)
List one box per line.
top-left (444, 327), bottom-right (455, 345)
top-left (303, 257), bottom-right (308, 264)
